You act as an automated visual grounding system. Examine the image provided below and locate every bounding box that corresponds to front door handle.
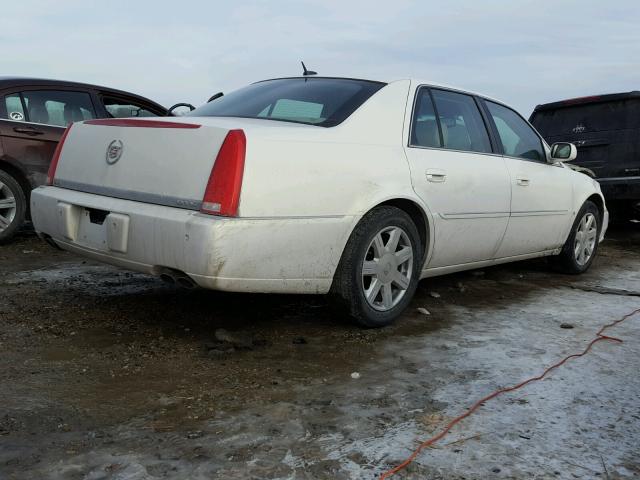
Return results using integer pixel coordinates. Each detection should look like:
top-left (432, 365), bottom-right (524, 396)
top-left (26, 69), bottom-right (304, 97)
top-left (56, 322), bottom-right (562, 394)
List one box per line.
top-left (426, 169), bottom-right (447, 183)
top-left (516, 178), bottom-right (530, 186)
top-left (13, 127), bottom-right (44, 136)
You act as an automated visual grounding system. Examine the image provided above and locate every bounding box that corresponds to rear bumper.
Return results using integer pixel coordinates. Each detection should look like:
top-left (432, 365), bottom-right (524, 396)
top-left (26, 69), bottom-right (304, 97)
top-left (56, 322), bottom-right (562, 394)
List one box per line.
top-left (597, 176), bottom-right (640, 201)
top-left (30, 187), bottom-right (354, 294)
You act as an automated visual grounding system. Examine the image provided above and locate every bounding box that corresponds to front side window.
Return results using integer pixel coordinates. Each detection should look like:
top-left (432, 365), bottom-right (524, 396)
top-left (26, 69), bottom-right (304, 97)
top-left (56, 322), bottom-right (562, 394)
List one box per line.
top-left (410, 88), bottom-right (441, 148)
top-left (3, 93), bottom-right (26, 122)
top-left (20, 90), bottom-right (96, 127)
top-left (486, 101), bottom-right (545, 161)
top-left (431, 89), bottom-right (492, 154)
top-left (103, 97), bottom-right (159, 118)
top-left (188, 78), bottom-right (386, 127)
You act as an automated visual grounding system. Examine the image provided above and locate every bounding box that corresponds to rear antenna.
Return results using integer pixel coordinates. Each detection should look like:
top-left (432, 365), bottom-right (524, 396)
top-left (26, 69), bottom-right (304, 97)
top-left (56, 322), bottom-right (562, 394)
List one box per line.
top-left (301, 61), bottom-right (317, 76)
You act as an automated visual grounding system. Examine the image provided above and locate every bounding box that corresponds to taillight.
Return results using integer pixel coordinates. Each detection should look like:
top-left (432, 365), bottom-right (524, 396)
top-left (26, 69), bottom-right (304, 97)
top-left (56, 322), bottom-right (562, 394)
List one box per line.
top-left (47, 124), bottom-right (73, 185)
top-left (201, 129), bottom-right (246, 217)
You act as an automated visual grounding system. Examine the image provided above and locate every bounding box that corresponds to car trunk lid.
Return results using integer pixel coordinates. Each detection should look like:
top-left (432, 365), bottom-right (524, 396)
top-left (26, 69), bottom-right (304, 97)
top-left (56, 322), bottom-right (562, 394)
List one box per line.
top-left (53, 118), bottom-right (230, 210)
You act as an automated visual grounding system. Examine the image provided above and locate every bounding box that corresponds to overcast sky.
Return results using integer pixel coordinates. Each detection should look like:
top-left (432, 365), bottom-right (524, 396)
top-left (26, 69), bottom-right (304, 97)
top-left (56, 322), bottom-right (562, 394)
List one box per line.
top-left (1, 0), bottom-right (638, 115)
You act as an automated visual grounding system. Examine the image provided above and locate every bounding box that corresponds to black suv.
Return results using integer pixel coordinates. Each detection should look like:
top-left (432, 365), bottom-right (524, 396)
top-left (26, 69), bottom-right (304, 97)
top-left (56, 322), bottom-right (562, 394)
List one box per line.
top-left (0, 77), bottom-right (168, 242)
top-left (530, 92), bottom-right (640, 220)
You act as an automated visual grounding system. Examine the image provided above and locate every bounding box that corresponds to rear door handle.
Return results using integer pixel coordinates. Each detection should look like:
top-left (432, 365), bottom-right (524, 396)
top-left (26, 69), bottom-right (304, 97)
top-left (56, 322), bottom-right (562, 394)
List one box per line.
top-left (426, 169), bottom-right (447, 183)
top-left (516, 178), bottom-right (530, 186)
top-left (13, 127), bottom-right (44, 136)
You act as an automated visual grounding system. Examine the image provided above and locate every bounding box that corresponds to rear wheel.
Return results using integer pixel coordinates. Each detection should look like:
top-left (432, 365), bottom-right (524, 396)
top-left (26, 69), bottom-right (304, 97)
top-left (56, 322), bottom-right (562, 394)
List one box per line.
top-left (554, 200), bottom-right (601, 274)
top-left (332, 206), bottom-right (422, 328)
top-left (0, 170), bottom-right (27, 244)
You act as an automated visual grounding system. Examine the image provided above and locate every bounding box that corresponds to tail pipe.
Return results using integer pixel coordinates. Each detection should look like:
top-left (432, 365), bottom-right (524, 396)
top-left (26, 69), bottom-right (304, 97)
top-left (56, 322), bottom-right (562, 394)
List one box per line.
top-left (154, 267), bottom-right (197, 289)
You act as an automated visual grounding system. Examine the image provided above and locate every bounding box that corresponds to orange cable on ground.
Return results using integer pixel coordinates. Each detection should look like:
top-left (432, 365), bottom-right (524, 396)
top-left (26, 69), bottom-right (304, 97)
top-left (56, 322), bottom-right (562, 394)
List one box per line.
top-left (379, 307), bottom-right (640, 479)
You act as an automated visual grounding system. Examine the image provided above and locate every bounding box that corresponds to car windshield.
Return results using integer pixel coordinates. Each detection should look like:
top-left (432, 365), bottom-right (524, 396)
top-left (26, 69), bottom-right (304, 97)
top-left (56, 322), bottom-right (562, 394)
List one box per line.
top-left (187, 78), bottom-right (386, 127)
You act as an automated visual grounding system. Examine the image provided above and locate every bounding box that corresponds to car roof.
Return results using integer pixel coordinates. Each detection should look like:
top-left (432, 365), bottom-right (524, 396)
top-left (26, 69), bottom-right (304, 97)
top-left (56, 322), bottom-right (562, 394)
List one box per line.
top-left (0, 76), bottom-right (166, 111)
top-left (256, 76), bottom-right (509, 107)
top-left (407, 78), bottom-right (507, 105)
top-left (533, 91), bottom-right (640, 112)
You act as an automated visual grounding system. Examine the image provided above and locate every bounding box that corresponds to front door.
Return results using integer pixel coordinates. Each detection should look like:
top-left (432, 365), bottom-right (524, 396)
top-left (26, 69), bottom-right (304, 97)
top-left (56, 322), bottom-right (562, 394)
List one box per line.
top-left (404, 87), bottom-right (511, 269)
top-left (482, 100), bottom-right (573, 257)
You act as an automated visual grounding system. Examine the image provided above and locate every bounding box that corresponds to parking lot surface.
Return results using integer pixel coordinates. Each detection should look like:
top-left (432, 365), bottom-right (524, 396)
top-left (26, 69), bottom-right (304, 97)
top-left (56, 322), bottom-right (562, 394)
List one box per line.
top-left (1, 224), bottom-right (639, 479)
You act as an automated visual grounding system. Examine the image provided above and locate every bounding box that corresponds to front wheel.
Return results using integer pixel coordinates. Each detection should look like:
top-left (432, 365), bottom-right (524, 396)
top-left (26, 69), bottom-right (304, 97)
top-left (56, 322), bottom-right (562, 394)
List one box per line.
top-left (0, 170), bottom-right (27, 244)
top-left (332, 206), bottom-right (422, 328)
top-left (554, 200), bottom-right (601, 274)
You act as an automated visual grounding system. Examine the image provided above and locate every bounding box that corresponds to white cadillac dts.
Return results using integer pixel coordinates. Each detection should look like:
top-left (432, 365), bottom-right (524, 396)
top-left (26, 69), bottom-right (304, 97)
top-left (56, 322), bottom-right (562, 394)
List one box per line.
top-left (31, 77), bottom-right (608, 327)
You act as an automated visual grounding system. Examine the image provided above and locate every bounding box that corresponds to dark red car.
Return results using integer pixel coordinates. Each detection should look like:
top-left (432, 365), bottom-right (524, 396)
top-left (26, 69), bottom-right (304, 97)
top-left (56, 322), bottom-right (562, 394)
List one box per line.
top-left (0, 77), bottom-right (168, 242)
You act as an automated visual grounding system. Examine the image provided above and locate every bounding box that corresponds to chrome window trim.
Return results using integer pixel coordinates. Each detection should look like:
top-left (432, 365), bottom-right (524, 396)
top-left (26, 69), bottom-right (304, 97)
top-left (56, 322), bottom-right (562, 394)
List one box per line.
top-left (482, 98), bottom-right (549, 164)
top-left (0, 116), bottom-right (67, 130)
top-left (2, 88), bottom-right (99, 128)
top-left (407, 84), bottom-right (495, 155)
top-left (407, 143), bottom-right (504, 159)
top-left (407, 83), bottom-right (554, 166)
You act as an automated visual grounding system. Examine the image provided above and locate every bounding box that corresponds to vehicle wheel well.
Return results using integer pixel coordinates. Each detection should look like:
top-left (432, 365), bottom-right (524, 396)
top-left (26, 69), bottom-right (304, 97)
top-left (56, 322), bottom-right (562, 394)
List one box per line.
top-left (376, 199), bottom-right (429, 258)
top-left (586, 194), bottom-right (604, 219)
top-left (0, 160), bottom-right (32, 218)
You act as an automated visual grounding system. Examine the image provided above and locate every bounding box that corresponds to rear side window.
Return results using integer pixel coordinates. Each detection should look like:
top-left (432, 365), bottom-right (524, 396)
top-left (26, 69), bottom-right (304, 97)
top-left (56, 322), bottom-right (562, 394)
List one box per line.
top-left (431, 89), bottom-right (492, 154)
top-left (188, 78), bottom-right (385, 127)
top-left (103, 96), bottom-right (160, 118)
top-left (531, 99), bottom-right (640, 136)
top-left (20, 90), bottom-right (96, 127)
top-left (486, 101), bottom-right (544, 161)
top-left (3, 93), bottom-right (26, 121)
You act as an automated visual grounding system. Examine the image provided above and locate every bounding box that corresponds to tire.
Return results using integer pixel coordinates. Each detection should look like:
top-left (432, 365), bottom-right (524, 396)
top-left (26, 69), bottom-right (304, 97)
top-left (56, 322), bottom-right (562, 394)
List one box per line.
top-left (554, 200), bottom-right (601, 274)
top-left (0, 169), bottom-right (27, 244)
top-left (331, 206), bottom-right (422, 328)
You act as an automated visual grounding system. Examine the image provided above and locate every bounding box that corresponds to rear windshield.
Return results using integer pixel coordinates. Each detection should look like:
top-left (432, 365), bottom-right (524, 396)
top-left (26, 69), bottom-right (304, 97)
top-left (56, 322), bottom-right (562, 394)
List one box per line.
top-left (531, 99), bottom-right (640, 136)
top-left (187, 78), bottom-right (385, 127)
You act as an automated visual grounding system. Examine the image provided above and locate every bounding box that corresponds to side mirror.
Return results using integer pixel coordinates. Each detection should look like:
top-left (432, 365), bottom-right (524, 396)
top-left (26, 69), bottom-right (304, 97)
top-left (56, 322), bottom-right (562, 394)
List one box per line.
top-left (550, 142), bottom-right (577, 162)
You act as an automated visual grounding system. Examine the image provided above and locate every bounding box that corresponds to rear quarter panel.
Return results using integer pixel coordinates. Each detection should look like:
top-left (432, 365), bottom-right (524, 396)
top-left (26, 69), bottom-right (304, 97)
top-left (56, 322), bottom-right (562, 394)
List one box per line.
top-left (239, 79), bottom-right (419, 218)
top-left (237, 79), bottom-right (431, 274)
top-left (240, 140), bottom-right (414, 217)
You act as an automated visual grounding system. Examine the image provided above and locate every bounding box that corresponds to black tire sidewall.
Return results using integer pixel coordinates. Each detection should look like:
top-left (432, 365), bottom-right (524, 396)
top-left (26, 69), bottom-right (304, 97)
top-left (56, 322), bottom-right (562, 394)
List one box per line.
top-left (339, 206), bottom-right (422, 328)
top-left (0, 170), bottom-right (27, 243)
top-left (559, 201), bottom-right (601, 274)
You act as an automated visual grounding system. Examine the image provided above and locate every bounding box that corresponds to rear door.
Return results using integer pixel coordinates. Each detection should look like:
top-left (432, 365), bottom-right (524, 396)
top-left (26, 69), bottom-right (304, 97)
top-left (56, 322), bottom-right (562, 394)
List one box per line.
top-left (483, 100), bottom-right (573, 257)
top-left (0, 88), bottom-right (97, 187)
top-left (404, 86), bottom-right (511, 268)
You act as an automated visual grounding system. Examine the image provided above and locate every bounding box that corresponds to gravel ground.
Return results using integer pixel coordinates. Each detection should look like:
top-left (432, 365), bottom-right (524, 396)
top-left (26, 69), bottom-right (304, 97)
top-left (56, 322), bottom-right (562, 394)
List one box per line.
top-left (1, 223), bottom-right (639, 480)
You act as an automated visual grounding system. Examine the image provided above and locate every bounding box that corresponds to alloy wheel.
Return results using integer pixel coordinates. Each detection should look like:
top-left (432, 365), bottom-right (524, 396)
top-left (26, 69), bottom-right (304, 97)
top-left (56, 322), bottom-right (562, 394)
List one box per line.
top-left (0, 180), bottom-right (17, 233)
top-left (574, 212), bottom-right (597, 266)
top-left (361, 226), bottom-right (414, 311)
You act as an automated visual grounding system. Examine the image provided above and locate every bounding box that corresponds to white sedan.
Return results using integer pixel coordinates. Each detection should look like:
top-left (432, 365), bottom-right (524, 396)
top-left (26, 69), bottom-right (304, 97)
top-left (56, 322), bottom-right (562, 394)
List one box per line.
top-left (31, 77), bottom-right (608, 327)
